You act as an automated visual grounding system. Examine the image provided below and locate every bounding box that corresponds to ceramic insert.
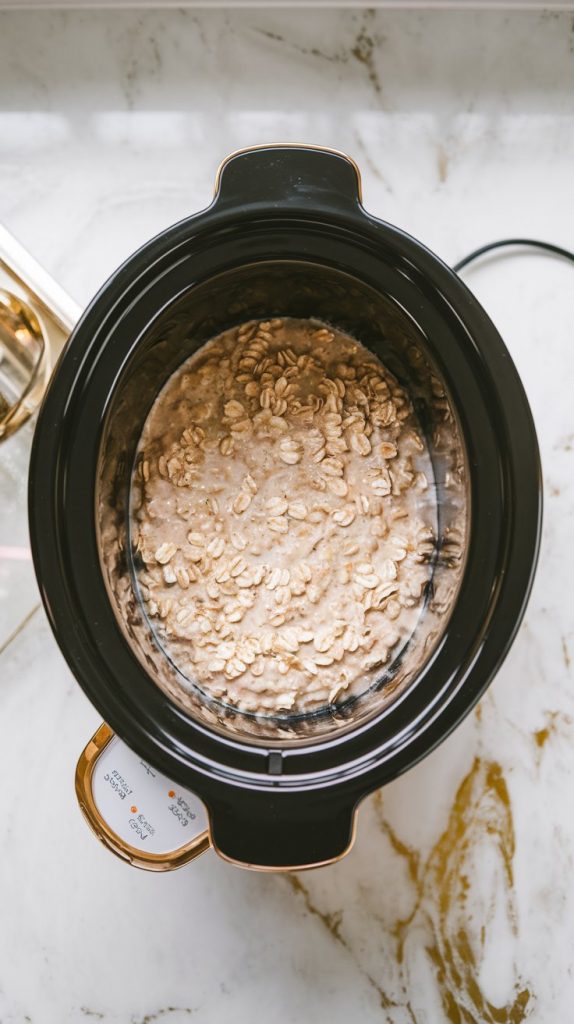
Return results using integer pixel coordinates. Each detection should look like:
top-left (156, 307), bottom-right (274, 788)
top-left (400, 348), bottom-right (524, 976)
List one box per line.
top-left (130, 318), bottom-right (438, 716)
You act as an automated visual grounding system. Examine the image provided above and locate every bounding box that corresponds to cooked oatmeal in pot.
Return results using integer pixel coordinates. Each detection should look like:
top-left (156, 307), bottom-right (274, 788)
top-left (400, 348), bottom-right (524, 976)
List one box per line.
top-left (132, 317), bottom-right (436, 715)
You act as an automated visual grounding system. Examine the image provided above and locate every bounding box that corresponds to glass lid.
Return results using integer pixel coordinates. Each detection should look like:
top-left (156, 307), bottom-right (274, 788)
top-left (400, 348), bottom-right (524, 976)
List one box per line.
top-left (96, 261), bottom-right (469, 745)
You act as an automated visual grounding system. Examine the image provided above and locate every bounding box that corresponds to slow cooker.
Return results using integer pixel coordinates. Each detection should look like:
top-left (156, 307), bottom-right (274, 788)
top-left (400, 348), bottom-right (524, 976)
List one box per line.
top-left (28, 144), bottom-right (542, 871)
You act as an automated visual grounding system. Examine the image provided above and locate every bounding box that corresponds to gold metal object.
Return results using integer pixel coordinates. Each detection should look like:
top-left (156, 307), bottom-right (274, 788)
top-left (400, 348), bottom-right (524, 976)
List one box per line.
top-left (0, 290), bottom-right (51, 440)
top-left (0, 224), bottom-right (81, 336)
top-left (75, 723), bottom-right (211, 872)
top-left (0, 223), bottom-right (81, 442)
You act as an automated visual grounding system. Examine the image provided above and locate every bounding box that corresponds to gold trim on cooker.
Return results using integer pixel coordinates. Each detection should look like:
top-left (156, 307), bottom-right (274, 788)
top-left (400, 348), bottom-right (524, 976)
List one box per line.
top-left (75, 723), bottom-right (211, 872)
top-left (213, 142), bottom-right (363, 203)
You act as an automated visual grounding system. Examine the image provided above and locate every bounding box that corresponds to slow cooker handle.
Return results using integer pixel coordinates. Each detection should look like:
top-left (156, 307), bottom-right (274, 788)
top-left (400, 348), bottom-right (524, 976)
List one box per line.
top-left (214, 144), bottom-right (363, 215)
top-left (207, 788), bottom-right (358, 870)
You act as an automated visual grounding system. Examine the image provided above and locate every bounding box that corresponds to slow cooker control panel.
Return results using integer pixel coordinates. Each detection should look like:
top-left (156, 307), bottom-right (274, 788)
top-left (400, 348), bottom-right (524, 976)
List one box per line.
top-left (75, 724), bottom-right (211, 870)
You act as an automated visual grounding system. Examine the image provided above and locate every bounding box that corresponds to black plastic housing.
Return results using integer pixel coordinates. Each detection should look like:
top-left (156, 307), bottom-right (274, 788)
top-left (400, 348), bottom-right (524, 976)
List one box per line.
top-left (29, 146), bottom-right (541, 869)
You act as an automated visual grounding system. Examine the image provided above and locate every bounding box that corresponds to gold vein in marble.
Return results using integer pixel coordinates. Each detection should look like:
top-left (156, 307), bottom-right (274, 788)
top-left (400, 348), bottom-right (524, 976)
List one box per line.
top-left (0, 602), bottom-right (40, 660)
top-left (285, 873), bottom-right (413, 1017)
top-left (379, 758), bottom-right (532, 1023)
top-left (288, 757), bottom-right (533, 1023)
top-left (533, 710), bottom-right (572, 762)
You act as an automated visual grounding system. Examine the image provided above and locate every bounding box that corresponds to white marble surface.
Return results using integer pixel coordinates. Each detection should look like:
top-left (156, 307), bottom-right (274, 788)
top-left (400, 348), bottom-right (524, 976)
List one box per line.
top-left (1, 8), bottom-right (574, 1023)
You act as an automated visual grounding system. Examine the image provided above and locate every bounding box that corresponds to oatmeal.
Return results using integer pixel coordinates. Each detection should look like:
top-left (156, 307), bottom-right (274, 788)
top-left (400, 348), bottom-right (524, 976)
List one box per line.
top-left (132, 318), bottom-right (436, 715)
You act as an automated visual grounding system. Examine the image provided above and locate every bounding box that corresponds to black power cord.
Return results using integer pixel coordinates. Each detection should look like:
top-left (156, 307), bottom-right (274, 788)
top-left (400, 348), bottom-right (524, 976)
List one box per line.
top-left (454, 237), bottom-right (574, 274)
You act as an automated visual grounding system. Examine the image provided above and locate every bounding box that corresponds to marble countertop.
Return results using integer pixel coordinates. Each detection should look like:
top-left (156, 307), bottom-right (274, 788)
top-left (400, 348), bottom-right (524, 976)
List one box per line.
top-left (1, 8), bottom-right (574, 1023)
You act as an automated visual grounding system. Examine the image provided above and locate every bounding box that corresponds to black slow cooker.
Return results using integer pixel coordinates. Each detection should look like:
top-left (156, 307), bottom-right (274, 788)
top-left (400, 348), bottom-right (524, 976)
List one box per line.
top-left (29, 145), bottom-right (541, 870)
